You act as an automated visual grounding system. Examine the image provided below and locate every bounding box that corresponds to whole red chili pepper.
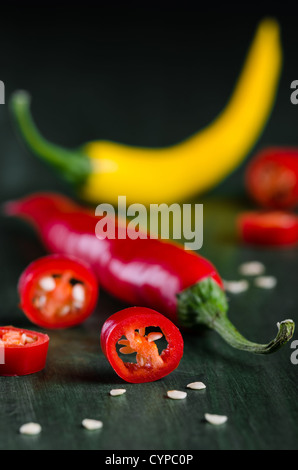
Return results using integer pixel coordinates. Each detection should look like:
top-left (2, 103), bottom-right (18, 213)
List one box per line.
top-left (4, 192), bottom-right (294, 354)
top-left (245, 147), bottom-right (298, 210)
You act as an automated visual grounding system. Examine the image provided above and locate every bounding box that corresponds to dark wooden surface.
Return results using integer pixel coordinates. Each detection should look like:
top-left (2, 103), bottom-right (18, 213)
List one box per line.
top-left (0, 5), bottom-right (297, 450)
top-left (0, 198), bottom-right (297, 450)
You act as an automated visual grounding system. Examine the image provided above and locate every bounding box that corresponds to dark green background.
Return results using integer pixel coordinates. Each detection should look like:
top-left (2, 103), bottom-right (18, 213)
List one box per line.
top-left (0, 3), bottom-right (297, 450)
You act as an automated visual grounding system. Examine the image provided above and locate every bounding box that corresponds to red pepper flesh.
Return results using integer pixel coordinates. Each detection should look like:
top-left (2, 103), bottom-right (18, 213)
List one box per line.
top-left (0, 326), bottom-right (49, 376)
top-left (237, 211), bottom-right (298, 246)
top-left (245, 147), bottom-right (298, 209)
top-left (4, 192), bottom-right (294, 354)
top-left (101, 307), bottom-right (184, 383)
top-left (18, 254), bottom-right (99, 329)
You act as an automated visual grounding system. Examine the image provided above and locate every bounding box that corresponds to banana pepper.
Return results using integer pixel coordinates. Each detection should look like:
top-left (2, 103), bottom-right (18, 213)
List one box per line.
top-left (9, 18), bottom-right (282, 206)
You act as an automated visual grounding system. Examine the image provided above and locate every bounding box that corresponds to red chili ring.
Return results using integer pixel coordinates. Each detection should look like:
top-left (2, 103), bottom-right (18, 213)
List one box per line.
top-left (101, 307), bottom-right (184, 384)
top-left (0, 326), bottom-right (49, 376)
top-left (18, 254), bottom-right (99, 329)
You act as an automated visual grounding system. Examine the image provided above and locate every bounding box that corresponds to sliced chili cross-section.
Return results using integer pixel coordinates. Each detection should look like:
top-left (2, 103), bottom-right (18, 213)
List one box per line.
top-left (0, 326), bottom-right (49, 376)
top-left (100, 307), bottom-right (184, 383)
top-left (18, 255), bottom-right (99, 329)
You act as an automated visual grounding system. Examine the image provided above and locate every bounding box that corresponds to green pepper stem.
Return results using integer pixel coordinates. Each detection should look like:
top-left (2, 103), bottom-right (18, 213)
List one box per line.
top-left (177, 277), bottom-right (295, 354)
top-left (9, 90), bottom-right (91, 185)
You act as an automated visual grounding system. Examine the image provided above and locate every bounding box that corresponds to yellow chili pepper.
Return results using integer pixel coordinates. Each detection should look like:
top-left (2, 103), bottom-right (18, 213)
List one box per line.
top-left (10, 18), bottom-right (282, 206)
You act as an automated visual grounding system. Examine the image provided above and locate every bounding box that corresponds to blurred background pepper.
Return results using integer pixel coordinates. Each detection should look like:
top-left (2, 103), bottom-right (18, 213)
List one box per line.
top-left (245, 147), bottom-right (298, 210)
top-left (9, 18), bottom-right (282, 206)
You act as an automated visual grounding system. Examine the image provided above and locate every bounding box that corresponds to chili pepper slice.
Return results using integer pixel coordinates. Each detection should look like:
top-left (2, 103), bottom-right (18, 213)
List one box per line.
top-left (18, 255), bottom-right (99, 329)
top-left (5, 193), bottom-right (295, 354)
top-left (0, 326), bottom-right (49, 376)
top-left (100, 307), bottom-right (184, 383)
top-left (245, 147), bottom-right (298, 210)
top-left (237, 211), bottom-right (298, 246)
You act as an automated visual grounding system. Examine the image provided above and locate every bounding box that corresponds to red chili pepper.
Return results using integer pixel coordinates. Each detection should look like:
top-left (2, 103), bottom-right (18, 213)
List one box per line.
top-left (237, 211), bottom-right (298, 246)
top-left (4, 192), bottom-right (294, 354)
top-left (18, 254), bottom-right (99, 329)
top-left (100, 307), bottom-right (184, 383)
top-left (245, 147), bottom-right (298, 209)
top-left (0, 326), bottom-right (49, 376)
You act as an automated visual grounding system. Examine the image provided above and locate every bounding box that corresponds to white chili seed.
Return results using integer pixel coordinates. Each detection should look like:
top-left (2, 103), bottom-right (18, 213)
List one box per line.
top-left (36, 295), bottom-right (47, 308)
top-left (39, 276), bottom-right (56, 292)
top-left (82, 419), bottom-right (103, 431)
top-left (21, 334), bottom-right (35, 345)
top-left (137, 355), bottom-right (146, 366)
top-left (223, 280), bottom-right (249, 294)
top-left (119, 346), bottom-right (135, 355)
top-left (60, 305), bottom-right (71, 316)
top-left (238, 261), bottom-right (265, 276)
top-left (72, 284), bottom-right (85, 303)
top-left (110, 389), bottom-right (126, 396)
top-left (254, 276), bottom-right (277, 289)
top-left (19, 422), bottom-right (42, 435)
top-left (186, 382), bottom-right (206, 390)
top-left (167, 390), bottom-right (187, 400)
top-left (147, 332), bottom-right (163, 342)
top-left (204, 413), bottom-right (228, 425)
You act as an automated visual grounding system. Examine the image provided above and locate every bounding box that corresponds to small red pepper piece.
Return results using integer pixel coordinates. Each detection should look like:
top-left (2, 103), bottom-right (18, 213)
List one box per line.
top-left (18, 255), bottom-right (99, 329)
top-left (245, 147), bottom-right (298, 210)
top-left (0, 326), bottom-right (49, 376)
top-left (100, 307), bottom-right (184, 383)
top-left (237, 211), bottom-right (298, 246)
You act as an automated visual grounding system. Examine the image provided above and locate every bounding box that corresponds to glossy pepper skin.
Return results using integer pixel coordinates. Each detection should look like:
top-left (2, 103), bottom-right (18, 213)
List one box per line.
top-left (4, 192), bottom-right (294, 354)
top-left (100, 307), bottom-right (184, 383)
top-left (246, 147), bottom-right (298, 210)
top-left (9, 19), bottom-right (281, 206)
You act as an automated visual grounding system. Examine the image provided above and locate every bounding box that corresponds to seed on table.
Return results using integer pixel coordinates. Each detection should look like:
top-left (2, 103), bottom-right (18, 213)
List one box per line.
top-left (82, 418), bottom-right (103, 430)
top-left (186, 381), bottom-right (206, 390)
top-left (238, 261), bottom-right (265, 276)
top-left (110, 389), bottom-right (126, 396)
top-left (19, 422), bottom-right (42, 435)
top-left (167, 390), bottom-right (187, 400)
top-left (254, 276), bottom-right (277, 289)
top-left (223, 280), bottom-right (249, 294)
top-left (204, 413), bottom-right (228, 425)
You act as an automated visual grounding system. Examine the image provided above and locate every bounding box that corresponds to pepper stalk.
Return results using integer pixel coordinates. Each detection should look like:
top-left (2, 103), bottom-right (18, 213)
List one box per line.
top-left (177, 277), bottom-right (295, 354)
top-left (9, 90), bottom-right (91, 186)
